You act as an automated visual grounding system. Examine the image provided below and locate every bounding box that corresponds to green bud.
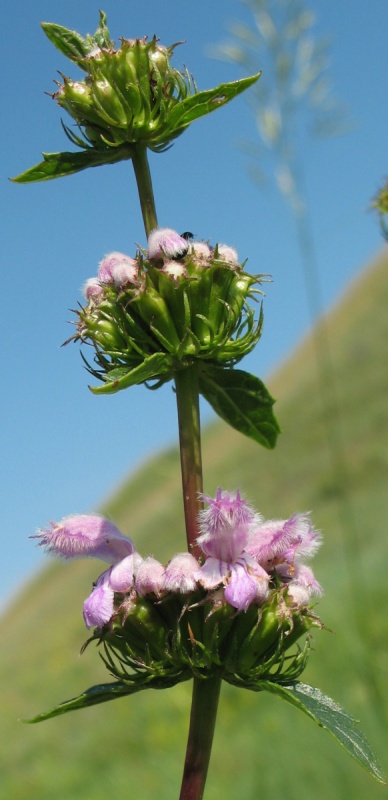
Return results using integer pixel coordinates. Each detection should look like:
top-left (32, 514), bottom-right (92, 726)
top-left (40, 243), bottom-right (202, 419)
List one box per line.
top-left (107, 597), bottom-right (169, 663)
top-left (132, 282), bottom-right (182, 352)
top-left (223, 593), bottom-right (315, 676)
top-left (50, 34), bottom-right (192, 151)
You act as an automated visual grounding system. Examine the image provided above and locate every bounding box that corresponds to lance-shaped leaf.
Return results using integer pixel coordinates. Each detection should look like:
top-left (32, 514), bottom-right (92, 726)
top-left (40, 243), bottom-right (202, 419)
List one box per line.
top-left (12, 145), bottom-right (133, 183)
top-left (163, 73), bottom-right (261, 136)
top-left (41, 11), bottom-right (113, 69)
top-left (89, 352), bottom-right (174, 395)
top-left (26, 672), bottom-right (188, 723)
top-left (199, 365), bottom-right (280, 449)
top-left (258, 681), bottom-right (385, 784)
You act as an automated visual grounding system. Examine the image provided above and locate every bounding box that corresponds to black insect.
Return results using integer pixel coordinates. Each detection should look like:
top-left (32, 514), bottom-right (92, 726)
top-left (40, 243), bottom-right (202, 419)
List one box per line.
top-left (180, 231), bottom-right (194, 241)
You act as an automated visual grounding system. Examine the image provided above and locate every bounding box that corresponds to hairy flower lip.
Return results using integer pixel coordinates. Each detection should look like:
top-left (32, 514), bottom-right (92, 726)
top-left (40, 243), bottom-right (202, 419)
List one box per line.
top-left (32, 514), bottom-right (135, 563)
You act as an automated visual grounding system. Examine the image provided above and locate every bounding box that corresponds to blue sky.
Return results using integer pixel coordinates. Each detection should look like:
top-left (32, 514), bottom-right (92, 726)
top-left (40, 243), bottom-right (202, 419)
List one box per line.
top-left (1, 0), bottom-right (387, 609)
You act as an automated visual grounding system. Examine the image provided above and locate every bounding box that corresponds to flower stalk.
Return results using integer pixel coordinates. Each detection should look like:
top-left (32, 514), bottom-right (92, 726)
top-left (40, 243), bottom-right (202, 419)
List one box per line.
top-left (131, 145), bottom-right (158, 236)
top-left (178, 674), bottom-right (222, 800)
top-left (175, 367), bottom-right (203, 559)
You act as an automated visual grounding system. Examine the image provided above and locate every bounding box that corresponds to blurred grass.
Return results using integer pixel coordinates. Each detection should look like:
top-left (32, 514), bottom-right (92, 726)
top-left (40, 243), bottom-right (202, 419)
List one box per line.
top-left (1, 248), bottom-right (387, 799)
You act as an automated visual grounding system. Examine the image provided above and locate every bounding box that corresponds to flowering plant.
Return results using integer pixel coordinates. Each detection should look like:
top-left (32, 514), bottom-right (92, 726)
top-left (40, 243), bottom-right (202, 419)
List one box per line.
top-left (15, 12), bottom-right (383, 799)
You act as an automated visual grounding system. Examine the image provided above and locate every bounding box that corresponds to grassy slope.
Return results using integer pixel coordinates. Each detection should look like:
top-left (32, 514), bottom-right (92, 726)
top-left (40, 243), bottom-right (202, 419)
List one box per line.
top-left (1, 249), bottom-right (387, 799)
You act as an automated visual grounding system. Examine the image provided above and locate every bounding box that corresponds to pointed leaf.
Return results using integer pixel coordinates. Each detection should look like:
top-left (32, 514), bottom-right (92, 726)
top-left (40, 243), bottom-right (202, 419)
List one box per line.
top-left (11, 146), bottom-right (132, 183)
top-left (259, 681), bottom-right (385, 784)
top-left (26, 681), bottom-right (137, 722)
top-left (89, 352), bottom-right (174, 395)
top-left (41, 22), bottom-right (91, 66)
top-left (93, 11), bottom-right (113, 50)
top-left (199, 366), bottom-right (280, 448)
top-left (41, 13), bottom-right (113, 68)
top-left (26, 670), bottom-right (187, 722)
top-left (165, 73), bottom-right (261, 133)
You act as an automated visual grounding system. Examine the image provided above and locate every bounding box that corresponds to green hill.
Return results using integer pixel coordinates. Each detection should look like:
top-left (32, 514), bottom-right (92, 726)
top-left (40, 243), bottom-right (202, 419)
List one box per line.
top-left (1, 248), bottom-right (387, 799)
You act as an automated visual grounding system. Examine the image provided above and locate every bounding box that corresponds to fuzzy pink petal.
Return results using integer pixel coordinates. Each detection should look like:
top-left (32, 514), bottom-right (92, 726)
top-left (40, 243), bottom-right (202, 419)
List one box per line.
top-left (135, 557), bottom-right (166, 596)
top-left (33, 515), bottom-right (134, 564)
top-left (197, 489), bottom-right (260, 562)
top-left (147, 228), bottom-right (189, 260)
top-left (194, 557), bottom-right (228, 590)
top-left (163, 553), bottom-right (199, 593)
top-left (224, 561), bottom-right (258, 611)
top-left (98, 252), bottom-right (136, 284)
top-left (216, 244), bottom-right (239, 265)
top-left (109, 554), bottom-right (139, 592)
top-left (287, 565), bottom-right (323, 606)
top-left (83, 574), bottom-right (114, 629)
top-left (247, 514), bottom-right (321, 570)
top-left (83, 278), bottom-right (104, 301)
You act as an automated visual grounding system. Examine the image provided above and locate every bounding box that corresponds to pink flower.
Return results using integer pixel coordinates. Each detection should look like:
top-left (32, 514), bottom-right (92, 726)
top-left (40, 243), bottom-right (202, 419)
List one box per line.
top-left (135, 556), bottom-right (166, 596)
top-left (83, 572), bottom-right (115, 628)
top-left (191, 241), bottom-right (211, 261)
top-left (196, 554), bottom-right (269, 612)
top-left (98, 252), bottom-right (138, 287)
top-left (33, 515), bottom-right (135, 564)
top-left (83, 278), bottom-right (104, 301)
top-left (147, 228), bottom-right (189, 261)
top-left (163, 553), bottom-right (200, 593)
top-left (246, 514), bottom-right (321, 575)
top-left (160, 260), bottom-right (187, 280)
top-left (195, 490), bottom-right (268, 611)
top-left (82, 552), bottom-right (143, 629)
top-left (216, 244), bottom-right (239, 266)
top-left (286, 564), bottom-right (323, 606)
top-left (197, 488), bottom-right (261, 562)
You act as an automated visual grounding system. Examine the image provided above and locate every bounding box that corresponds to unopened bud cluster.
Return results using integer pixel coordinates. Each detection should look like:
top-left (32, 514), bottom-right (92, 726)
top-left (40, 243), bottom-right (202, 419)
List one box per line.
top-left (53, 36), bottom-right (194, 152)
top-left (35, 490), bottom-right (322, 687)
top-left (75, 229), bottom-right (264, 392)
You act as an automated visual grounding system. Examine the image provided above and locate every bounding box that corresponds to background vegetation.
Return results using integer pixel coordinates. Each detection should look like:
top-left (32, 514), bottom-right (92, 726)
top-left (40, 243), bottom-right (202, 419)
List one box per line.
top-left (1, 248), bottom-right (387, 799)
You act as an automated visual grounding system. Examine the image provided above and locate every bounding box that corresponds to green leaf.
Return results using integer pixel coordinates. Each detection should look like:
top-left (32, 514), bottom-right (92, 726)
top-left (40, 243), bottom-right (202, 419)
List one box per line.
top-left (26, 681), bottom-right (136, 722)
top-left (90, 352), bottom-right (174, 395)
top-left (41, 12), bottom-right (113, 69)
top-left (41, 22), bottom-right (91, 67)
top-left (26, 671), bottom-right (186, 722)
top-left (164, 73), bottom-right (261, 135)
top-left (199, 366), bottom-right (280, 448)
top-left (92, 10), bottom-right (113, 50)
top-left (259, 681), bottom-right (386, 784)
top-left (11, 146), bottom-right (133, 183)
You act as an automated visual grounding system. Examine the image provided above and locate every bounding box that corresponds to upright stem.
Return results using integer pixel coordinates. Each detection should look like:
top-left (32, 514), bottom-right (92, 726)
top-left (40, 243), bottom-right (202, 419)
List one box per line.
top-left (174, 367), bottom-right (203, 559)
top-left (132, 148), bottom-right (218, 799)
top-left (178, 675), bottom-right (222, 800)
top-left (131, 145), bottom-right (158, 237)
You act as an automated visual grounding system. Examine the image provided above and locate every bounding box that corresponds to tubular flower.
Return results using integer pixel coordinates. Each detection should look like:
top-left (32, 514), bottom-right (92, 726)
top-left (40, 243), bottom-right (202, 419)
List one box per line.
top-left (33, 514), bottom-right (135, 563)
top-left (195, 489), bottom-right (269, 611)
top-left (34, 495), bottom-right (322, 688)
top-left (97, 252), bottom-right (139, 288)
top-left (73, 229), bottom-right (265, 394)
top-left (245, 513), bottom-right (322, 583)
top-left (83, 552), bottom-right (144, 628)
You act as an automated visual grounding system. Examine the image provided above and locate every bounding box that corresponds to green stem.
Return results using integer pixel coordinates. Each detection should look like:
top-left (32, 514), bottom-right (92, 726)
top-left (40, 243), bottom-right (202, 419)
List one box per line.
top-left (178, 675), bottom-right (222, 800)
top-left (174, 367), bottom-right (203, 559)
top-left (131, 145), bottom-right (158, 237)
